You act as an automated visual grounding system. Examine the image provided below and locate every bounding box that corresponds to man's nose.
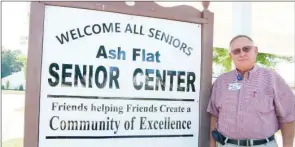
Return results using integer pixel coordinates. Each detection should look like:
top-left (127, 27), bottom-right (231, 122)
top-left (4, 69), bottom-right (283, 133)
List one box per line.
top-left (239, 50), bottom-right (246, 56)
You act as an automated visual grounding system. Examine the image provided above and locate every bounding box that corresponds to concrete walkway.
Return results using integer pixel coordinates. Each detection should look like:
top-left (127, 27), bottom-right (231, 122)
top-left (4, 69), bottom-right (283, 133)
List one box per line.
top-left (2, 92), bottom-right (25, 142)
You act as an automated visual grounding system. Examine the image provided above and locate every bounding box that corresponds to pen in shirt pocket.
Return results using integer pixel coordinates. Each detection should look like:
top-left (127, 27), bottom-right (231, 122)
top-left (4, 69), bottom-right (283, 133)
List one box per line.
top-left (253, 90), bottom-right (257, 97)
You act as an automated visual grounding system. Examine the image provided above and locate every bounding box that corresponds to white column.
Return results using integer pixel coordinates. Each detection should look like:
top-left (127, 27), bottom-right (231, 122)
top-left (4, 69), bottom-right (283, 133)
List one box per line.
top-left (232, 2), bottom-right (252, 37)
top-left (231, 2), bottom-right (252, 69)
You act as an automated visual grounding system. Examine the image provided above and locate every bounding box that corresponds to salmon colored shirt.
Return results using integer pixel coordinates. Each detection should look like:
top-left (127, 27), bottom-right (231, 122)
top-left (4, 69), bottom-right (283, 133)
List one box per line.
top-left (207, 65), bottom-right (295, 139)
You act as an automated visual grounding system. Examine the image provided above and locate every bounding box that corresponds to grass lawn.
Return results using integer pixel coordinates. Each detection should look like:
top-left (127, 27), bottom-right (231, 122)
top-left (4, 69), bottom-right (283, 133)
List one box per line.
top-left (2, 138), bottom-right (23, 147)
top-left (2, 90), bottom-right (25, 95)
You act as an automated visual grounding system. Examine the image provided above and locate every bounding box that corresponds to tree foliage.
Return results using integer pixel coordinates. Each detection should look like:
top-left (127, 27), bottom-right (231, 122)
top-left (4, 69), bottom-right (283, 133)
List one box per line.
top-left (213, 47), bottom-right (232, 72)
top-left (1, 49), bottom-right (27, 78)
top-left (213, 47), bottom-right (294, 73)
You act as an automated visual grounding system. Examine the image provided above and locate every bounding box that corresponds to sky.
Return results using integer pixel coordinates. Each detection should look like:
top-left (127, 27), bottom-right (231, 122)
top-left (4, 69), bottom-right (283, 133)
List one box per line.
top-left (2, 2), bottom-right (294, 85)
top-left (2, 2), bottom-right (30, 52)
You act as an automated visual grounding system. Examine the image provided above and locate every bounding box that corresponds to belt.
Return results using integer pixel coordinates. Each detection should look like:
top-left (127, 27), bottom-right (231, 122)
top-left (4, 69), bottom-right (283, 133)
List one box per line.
top-left (223, 135), bottom-right (275, 146)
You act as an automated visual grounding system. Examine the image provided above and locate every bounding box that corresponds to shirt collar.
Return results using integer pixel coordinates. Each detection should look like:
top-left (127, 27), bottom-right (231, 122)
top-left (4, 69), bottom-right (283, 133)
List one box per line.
top-left (234, 64), bottom-right (259, 80)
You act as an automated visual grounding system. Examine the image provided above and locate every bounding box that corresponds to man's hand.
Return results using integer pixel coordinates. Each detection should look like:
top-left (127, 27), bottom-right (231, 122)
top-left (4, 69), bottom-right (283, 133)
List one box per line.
top-left (209, 115), bottom-right (217, 147)
top-left (281, 121), bottom-right (294, 147)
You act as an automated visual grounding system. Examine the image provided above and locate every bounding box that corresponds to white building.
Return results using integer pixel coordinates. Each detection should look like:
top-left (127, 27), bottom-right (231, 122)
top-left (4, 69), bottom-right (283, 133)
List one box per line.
top-left (2, 69), bottom-right (26, 90)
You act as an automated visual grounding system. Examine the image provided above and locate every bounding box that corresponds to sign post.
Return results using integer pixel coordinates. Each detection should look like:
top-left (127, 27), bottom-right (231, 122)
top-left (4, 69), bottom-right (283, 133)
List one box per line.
top-left (24, 2), bottom-right (214, 147)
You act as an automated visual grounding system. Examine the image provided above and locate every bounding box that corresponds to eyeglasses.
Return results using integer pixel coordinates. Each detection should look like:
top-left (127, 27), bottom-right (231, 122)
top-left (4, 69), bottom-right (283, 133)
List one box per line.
top-left (231, 46), bottom-right (254, 55)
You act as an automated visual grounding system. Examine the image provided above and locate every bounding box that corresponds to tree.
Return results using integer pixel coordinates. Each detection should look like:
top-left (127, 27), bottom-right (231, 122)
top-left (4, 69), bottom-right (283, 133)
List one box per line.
top-left (1, 49), bottom-right (26, 78)
top-left (213, 47), bottom-right (294, 73)
top-left (5, 80), bottom-right (10, 89)
top-left (19, 84), bottom-right (24, 90)
top-left (256, 52), bottom-right (293, 69)
top-left (18, 55), bottom-right (27, 78)
top-left (213, 47), bottom-right (232, 72)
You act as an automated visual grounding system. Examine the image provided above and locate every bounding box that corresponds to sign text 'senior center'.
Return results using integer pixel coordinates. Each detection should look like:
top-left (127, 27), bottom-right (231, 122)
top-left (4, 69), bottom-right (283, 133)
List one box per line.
top-left (47, 64), bottom-right (196, 92)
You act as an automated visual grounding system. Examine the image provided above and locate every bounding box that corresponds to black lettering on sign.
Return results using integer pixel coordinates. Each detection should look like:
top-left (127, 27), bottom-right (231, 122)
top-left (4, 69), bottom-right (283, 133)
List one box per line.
top-left (133, 68), bottom-right (144, 90)
top-left (96, 45), bottom-right (126, 60)
top-left (55, 33), bottom-right (70, 44)
top-left (147, 28), bottom-right (194, 56)
top-left (48, 63), bottom-right (60, 87)
top-left (47, 63), bottom-right (120, 89)
top-left (54, 23), bottom-right (194, 56)
top-left (96, 45), bottom-right (108, 59)
top-left (109, 67), bottom-right (120, 89)
top-left (70, 29), bottom-right (78, 40)
top-left (132, 68), bottom-right (196, 92)
top-left (84, 25), bottom-right (92, 36)
top-left (74, 65), bottom-right (87, 87)
top-left (145, 69), bottom-right (154, 90)
top-left (62, 64), bottom-right (73, 87)
top-left (139, 117), bottom-right (192, 130)
top-left (155, 70), bottom-right (165, 91)
top-left (55, 23), bottom-right (122, 44)
top-left (124, 24), bottom-right (144, 35)
top-left (167, 70), bottom-right (176, 91)
top-left (92, 24), bottom-right (101, 34)
top-left (187, 72), bottom-right (196, 92)
top-left (177, 71), bottom-right (185, 92)
top-left (89, 65), bottom-right (93, 88)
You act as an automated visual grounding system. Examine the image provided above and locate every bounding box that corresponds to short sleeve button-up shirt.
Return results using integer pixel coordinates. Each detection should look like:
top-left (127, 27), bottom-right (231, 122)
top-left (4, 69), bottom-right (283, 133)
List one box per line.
top-left (207, 65), bottom-right (295, 139)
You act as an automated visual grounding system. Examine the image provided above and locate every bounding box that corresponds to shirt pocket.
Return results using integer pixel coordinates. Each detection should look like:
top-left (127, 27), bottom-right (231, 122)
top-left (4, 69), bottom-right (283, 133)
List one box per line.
top-left (249, 89), bottom-right (274, 113)
top-left (217, 91), bottom-right (238, 114)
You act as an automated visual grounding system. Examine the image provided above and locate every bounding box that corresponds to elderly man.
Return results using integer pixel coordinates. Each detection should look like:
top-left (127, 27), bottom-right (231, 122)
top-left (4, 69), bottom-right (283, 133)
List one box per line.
top-left (207, 35), bottom-right (295, 147)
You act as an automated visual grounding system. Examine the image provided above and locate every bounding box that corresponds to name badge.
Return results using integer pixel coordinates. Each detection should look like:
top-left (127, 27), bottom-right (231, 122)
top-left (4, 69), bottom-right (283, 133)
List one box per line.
top-left (228, 83), bottom-right (242, 91)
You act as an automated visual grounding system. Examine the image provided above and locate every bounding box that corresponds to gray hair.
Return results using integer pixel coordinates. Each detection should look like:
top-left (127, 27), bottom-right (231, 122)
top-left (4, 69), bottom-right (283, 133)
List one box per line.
top-left (229, 34), bottom-right (254, 45)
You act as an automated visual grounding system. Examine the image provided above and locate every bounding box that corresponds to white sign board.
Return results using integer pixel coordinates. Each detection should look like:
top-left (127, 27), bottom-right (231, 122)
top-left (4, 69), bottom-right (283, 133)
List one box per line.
top-left (39, 5), bottom-right (202, 147)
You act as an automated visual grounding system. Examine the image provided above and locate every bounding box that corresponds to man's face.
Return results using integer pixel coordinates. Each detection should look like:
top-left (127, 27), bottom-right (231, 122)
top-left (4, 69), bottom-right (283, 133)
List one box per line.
top-left (229, 37), bottom-right (258, 71)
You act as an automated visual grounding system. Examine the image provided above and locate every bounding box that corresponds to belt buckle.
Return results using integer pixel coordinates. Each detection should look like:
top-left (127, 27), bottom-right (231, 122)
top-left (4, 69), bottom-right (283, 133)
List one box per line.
top-left (240, 140), bottom-right (251, 147)
top-left (246, 140), bottom-right (250, 146)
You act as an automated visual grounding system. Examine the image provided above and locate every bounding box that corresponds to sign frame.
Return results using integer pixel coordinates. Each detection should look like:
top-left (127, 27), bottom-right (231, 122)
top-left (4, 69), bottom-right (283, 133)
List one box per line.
top-left (24, 2), bottom-right (214, 147)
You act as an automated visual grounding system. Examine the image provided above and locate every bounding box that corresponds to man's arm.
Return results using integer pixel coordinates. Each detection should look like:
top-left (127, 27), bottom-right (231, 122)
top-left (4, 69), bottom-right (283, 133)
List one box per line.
top-left (281, 121), bottom-right (294, 147)
top-left (272, 72), bottom-right (295, 147)
top-left (209, 115), bottom-right (217, 147)
top-left (207, 80), bottom-right (220, 147)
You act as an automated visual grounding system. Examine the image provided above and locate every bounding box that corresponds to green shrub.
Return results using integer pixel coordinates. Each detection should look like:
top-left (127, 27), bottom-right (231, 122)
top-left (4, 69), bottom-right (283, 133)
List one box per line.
top-left (5, 80), bottom-right (10, 89)
top-left (19, 85), bottom-right (24, 90)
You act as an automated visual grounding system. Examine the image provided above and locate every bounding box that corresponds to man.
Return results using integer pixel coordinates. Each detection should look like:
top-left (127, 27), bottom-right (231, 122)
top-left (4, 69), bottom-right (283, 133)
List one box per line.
top-left (207, 35), bottom-right (295, 147)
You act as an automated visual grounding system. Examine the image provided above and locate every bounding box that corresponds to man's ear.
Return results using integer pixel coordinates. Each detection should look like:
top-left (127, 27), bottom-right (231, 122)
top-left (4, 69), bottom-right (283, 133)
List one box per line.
top-left (254, 46), bottom-right (258, 54)
top-left (228, 52), bottom-right (232, 59)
